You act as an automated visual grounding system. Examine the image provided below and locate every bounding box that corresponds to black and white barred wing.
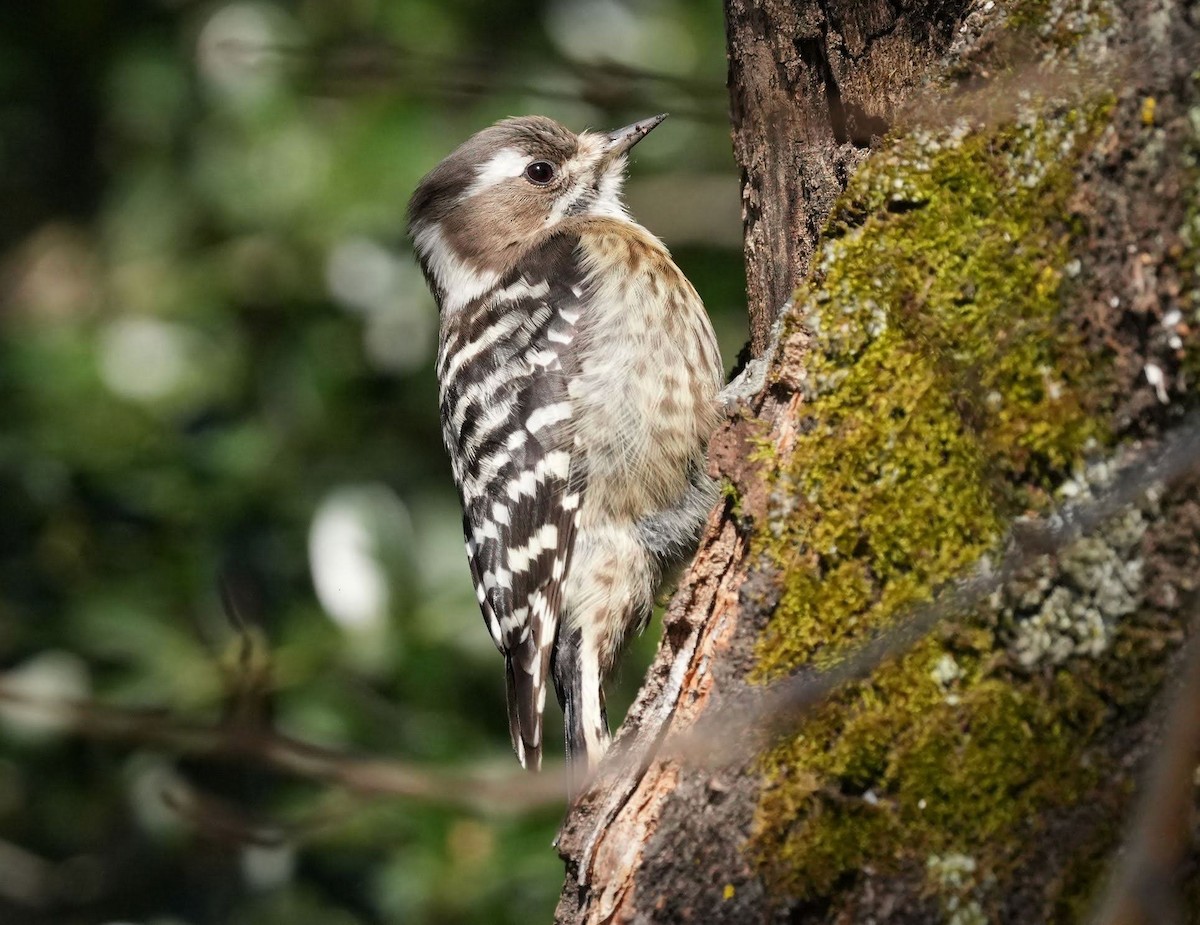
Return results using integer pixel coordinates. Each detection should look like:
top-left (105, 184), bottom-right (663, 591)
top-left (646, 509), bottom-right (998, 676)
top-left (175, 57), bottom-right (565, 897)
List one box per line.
top-left (436, 240), bottom-right (585, 770)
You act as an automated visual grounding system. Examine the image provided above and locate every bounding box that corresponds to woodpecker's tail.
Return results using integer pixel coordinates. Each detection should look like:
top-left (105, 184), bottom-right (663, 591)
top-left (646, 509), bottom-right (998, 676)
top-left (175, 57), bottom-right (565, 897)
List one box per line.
top-left (552, 626), bottom-right (611, 795)
top-left (505, 656), bottom-right (543, 771)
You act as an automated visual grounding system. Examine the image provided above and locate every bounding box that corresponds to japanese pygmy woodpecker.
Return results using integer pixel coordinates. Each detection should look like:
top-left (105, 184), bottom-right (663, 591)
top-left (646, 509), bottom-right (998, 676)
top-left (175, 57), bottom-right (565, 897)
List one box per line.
top-left (408, 114), bottom-right (723, 783)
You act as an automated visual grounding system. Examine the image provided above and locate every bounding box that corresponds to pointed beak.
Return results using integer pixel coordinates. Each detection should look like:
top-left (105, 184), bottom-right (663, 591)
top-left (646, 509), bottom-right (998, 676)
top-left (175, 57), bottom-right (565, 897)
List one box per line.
top-left (602, 113), bottom-right (668, 158)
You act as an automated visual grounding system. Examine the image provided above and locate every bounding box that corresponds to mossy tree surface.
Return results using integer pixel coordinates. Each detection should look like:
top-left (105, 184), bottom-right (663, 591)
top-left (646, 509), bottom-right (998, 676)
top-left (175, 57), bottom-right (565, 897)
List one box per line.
top-left (749, 30), bottom-right (1199, 925)
top-left (753, 104), bottom-right (1105, 903)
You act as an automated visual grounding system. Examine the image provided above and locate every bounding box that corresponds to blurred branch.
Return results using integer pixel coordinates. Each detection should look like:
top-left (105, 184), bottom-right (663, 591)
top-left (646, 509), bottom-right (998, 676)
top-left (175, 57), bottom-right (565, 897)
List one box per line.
top-left (1090, 595), bottom-right (1200, 925)
top-left (3, 416), bottom-right (1197, 823)
top-left (316, 47), bottom-right (730, 122)
top-left (207, 35), bottom-right (729, 121)
top-left (0, 838), bottom-right (55, 909)
top-left (0, 684), bottom-right (563, 813)
top-left (163, 777), bottom-right (291, 848)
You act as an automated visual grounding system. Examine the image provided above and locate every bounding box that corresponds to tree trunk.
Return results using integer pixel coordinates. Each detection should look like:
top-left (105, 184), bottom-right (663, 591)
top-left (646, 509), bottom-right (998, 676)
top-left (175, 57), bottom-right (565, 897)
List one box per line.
top-left (726, 0), bottom-right (968, 355)
top-left (555, 0), bottom-right (1200, 922)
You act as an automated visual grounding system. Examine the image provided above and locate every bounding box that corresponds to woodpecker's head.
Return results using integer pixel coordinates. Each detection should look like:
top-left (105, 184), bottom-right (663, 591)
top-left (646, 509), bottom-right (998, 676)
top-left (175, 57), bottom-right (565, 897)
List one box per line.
top-left (408, 114), bottom-right (666, 311)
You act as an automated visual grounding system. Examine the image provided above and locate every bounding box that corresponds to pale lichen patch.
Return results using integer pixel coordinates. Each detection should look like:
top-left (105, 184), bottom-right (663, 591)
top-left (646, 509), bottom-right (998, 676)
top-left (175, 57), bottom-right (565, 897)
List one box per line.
top-left (927, 852), bottom-right (992, 925)
top-left (996, 504), bottom-right (1147, 667)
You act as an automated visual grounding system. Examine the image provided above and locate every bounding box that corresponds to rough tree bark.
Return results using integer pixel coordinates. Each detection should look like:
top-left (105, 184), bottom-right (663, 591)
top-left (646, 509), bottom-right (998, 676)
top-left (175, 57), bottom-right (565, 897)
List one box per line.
top-left (555, 0), bottom-right (1200, 922)
top-left (727, 0), bottom-right (967, 355)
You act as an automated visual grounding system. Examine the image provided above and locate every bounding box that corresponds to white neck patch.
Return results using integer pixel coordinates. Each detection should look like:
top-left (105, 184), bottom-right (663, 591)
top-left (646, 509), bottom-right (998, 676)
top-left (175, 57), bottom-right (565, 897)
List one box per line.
top-left (412, 222), bottom-right (501, 312)
top-left (588, 159), bottom-right (629, 219)
top-left (463, 148), bottom-right (529, 199)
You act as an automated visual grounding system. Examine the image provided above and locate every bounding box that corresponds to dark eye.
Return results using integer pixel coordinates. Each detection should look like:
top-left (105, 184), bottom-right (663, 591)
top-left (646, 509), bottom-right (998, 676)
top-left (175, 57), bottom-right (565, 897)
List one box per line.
top-left (524, 161), bottom-right (555, 185)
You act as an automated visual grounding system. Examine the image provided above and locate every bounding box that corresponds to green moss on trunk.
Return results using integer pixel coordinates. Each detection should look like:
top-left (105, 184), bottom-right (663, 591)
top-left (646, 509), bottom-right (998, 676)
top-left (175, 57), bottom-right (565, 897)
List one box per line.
top-left (748, 99), bottom-right (1135, 908)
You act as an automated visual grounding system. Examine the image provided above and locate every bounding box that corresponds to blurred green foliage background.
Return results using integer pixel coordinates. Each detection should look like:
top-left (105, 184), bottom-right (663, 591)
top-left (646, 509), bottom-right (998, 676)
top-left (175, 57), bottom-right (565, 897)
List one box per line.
top-left (0, 1), bottom-right (744, 922)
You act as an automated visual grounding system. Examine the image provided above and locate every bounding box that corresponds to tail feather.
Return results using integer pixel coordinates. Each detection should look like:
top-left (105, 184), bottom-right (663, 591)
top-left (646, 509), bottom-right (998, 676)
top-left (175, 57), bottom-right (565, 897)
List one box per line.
top-left (553, 630), bottom-right (585, 767)
top-left (505, 655), bottom-right (544, 771)
top-left (552, 627), bottom-right (611, 795)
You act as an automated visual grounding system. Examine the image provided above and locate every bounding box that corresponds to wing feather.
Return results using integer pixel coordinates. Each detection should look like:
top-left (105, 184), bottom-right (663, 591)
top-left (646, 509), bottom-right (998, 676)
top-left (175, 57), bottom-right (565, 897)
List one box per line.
top-left (437, 233), bottom-right (587, 769)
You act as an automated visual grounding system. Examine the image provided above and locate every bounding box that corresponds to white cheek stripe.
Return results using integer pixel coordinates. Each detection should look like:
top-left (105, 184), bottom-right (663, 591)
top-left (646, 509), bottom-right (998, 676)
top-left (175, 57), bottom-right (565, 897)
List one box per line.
top-left (412, 222), bottom-right (501, 313)
top-left (464, 148), bottom-right (529, 198)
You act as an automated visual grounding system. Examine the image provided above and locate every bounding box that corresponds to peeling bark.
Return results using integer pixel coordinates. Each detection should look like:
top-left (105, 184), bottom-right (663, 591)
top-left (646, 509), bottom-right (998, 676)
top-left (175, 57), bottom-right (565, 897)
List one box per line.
top-left (554, 501), bottom-right (753, 924)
